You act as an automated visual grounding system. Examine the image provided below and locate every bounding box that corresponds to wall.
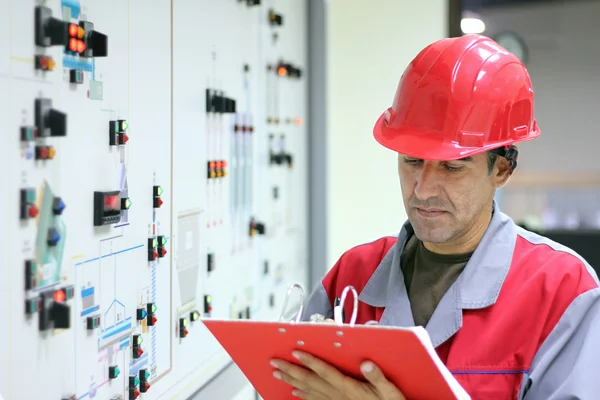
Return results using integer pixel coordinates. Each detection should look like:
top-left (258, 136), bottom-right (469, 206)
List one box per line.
top-left (324, 0), bottom-right (448, 269)
top-left (474, 0), bottom-right (600, 225)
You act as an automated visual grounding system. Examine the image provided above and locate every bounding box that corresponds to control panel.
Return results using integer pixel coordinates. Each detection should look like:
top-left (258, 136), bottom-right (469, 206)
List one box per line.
top-left (0, 0), bottom-right (308, 399)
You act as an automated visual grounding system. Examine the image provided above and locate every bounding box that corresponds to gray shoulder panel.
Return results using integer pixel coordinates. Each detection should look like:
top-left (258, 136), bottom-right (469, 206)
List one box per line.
top-left (521, 287), bottom-right (600, 399)
top-left (516, 226), bottom-right (600, 285)
top-left (300, 282), bottom-right (332, 322)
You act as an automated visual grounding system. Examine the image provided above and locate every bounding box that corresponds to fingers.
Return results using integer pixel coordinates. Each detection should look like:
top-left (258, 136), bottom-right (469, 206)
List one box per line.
top-left (292, 351), bottom-right (365, 399)
top-left (360, 361), bottom-right (405, 400)
top-left (271, 358), bottom-right (335, 397)
top-left (291, 351), bottom-right (348, 387)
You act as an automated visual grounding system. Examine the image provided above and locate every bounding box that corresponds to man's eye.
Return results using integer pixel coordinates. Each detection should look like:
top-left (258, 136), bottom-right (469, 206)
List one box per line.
top-left (403, 158), bottom-right (420, 164)
top-left (443, 164), bottom-right (463, 171)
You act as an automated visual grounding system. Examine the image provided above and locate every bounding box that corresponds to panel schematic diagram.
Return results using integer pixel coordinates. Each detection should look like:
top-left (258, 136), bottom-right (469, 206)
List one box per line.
top-left (1, 0), bottom-right (309, 399)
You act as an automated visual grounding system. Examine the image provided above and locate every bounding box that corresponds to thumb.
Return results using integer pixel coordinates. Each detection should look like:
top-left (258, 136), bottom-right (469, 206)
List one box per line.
top-left (361, 361), bottom-right (405, 400)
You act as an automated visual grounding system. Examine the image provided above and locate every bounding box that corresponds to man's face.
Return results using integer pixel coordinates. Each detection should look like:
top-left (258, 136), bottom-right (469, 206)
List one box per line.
top-left (398, 152), bottom-right (509, 247)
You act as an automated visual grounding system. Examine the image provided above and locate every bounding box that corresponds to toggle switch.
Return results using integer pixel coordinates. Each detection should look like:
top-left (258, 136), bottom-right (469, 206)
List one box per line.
top-left (25, 260), bottom-right (37, 290)
top-left (249, 218), bottom-right (266, 236)
top-left (136, 308), bottom-right (147, 321)
top-left (35, 55), bottom-right (56, 71)
top-left (190, 310), bottom-right (200, 322)
top-left (69, 69), bottom-right (84, 84)
top-left (153, 185), bottom-right (163, 208)
top-left (139, 369), bottom-right (151, 392)
top-left (206, 89), bottom-right (236, 114)
top-left (20, 188), bottom-right (38, 220)
top-left (148, 237), bottom-right (158, 261)
top-left (86, 315), bottom-right (101, 330)
top-left (35, 98), bottom-right (67, 137)
top-left (108, 365), bottom-right (120, 379)
top-left (121, 197), bottom-right (132, 210)
top-left (147, 303), bottom-right (157, 326)
top-left (132, 335), bottom-right (143, 359)
top-left (20, 126), bottom-right (38, 142)
top-left (207, 253), bottom-right (215, 272)
top-left (268, 9), bottom-right (283, 26)
top-left (109, 119), bottom-right (129, 146)
top-left (204, 295), bottom-right (213, 315)
top-left (157, 235), bottom-right (167, 258)
top-left (129, 376), bottom-right (140, 387)
top-left (25, 296), bottom-right (41, 315)
top-left (129, 387), bottom-right (140, 400)
top-left (52, 197), bottom-right (66, 215)
top-left (179, 318), bottom-right (189, 338)
top-left (47, 228), bottom-right (61, 246)
top-left (34, 6), bottom-right (69, 47)
top-left (207, 161), bottom-right (216, 179)
top-left (34, 145), bottom-right (56, 160)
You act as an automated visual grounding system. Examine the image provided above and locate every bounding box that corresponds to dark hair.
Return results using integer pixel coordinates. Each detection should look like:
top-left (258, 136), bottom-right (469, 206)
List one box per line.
top-left (486, 151), bottom-right (497, 174)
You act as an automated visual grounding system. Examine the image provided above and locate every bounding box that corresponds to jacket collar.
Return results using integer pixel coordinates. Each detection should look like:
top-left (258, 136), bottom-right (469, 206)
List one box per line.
top-left (359, 201), bottom-right (517, 309)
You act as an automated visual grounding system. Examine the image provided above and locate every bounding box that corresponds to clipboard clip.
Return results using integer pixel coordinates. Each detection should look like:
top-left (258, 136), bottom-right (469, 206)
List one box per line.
top-left (333, 285), bottom-right (359, 326)
top-left (278, 283), bottom-right (305, 324)
top-left (278, 283), bottom-right (372, 326)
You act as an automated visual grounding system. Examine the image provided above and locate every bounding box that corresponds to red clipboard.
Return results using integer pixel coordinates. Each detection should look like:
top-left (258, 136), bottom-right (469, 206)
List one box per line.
top-left (202, 319), bottom-right (470, 400)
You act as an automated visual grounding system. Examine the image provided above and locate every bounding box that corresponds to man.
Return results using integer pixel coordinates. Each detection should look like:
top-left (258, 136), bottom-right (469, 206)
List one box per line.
top-left (270, 34), bottom-right (600, 399)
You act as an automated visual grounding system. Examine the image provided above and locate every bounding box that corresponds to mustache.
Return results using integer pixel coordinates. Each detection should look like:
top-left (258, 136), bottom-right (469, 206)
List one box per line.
top-left (409, 198), bottom-right (449, 211)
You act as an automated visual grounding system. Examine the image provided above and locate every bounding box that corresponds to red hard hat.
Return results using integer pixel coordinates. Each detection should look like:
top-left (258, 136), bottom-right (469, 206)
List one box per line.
top-left (373, 34), bottom-right (540, 160)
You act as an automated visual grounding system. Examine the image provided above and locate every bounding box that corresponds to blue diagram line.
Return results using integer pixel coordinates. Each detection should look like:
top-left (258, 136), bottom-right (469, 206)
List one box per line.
top-left (75, 244), bottom-right (144, 266)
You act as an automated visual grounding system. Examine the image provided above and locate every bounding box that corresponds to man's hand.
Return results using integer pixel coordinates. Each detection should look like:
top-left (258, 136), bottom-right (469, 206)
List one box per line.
top-left (270, 350), bottom-right (405, 400)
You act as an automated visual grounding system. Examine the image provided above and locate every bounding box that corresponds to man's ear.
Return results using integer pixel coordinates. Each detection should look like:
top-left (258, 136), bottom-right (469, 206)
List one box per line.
top-left (492, 147), bottom-right (517, 188)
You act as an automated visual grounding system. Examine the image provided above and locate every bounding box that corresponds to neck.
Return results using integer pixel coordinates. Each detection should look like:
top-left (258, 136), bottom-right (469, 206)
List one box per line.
top-left (422, 204), bottom-right (493, 255)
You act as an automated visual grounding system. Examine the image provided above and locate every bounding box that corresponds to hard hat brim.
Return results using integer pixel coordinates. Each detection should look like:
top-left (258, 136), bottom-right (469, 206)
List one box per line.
top-left (373, 111), bottom-right (541, 161)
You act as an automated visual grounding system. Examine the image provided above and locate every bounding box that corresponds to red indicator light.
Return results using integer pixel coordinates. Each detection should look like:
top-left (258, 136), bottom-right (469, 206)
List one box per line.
top-left (69, 24), bottom-right (78, 37)
top-left (69, 38), bottom-right (78, 52)
top-left (53, 289), bottom-right (66, 302)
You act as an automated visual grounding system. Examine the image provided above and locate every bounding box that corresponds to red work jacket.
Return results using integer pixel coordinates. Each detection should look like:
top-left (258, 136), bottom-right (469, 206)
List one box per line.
top-left (301, 207), bottom-right (600, 399)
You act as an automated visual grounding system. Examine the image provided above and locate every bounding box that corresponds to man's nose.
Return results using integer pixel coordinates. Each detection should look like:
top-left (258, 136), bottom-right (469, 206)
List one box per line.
top-left (413, 165), bottom-right (441, 200)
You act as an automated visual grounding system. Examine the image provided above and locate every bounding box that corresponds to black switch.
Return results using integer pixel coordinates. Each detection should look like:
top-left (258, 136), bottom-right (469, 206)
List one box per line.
top-left (39, 289), bottom-right (71, 330)
top-left (269, 293), bottom-right (275, 308)
top-left (205, 89), bottom-right (213, 113)
top-left (108, 365), bottom-right (120, 379)
top-left (245, 307), bottom-right (251, 319)
top-left (25, 259), bottom-right (36, 290)
top-left (69, 69), bottom-right (84, 84)
top-left (249, 218), bottom-right (266, 236)
top-left (78, 21), bottom-right (108, 58)
top-left (268, 9), bottom-right (283, 26)
top-left (86, 315), bottom-right (100, 330)
top-left (247, 0), bottom-right (260, 5)
top-left (35, 98), bottom-right (67, 137)
top-left (207, 253), bottom-right (215, 272)
top-left (34, 6), bottom-right (69, 47)
top-left (25, 297), bottom-right (41, 315)
top-left (52, 301), bottom-right (71, 328)
top-left (86, 30), bottom-right (108, 57)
